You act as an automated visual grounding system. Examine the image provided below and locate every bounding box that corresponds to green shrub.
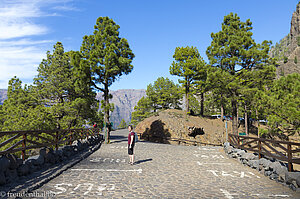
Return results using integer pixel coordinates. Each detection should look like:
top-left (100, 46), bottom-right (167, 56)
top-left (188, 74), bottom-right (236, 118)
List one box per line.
top-left (283, 56), bottom-right (288, 63)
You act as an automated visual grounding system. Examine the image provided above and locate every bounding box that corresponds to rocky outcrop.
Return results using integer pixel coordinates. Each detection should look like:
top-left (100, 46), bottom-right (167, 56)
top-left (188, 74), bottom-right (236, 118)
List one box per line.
top-left (135, 109), bottom-right (226, 145)
top-left (224, 142), bottom-right (300, 192)
top-left (270, 2), bottom-right (300, 77)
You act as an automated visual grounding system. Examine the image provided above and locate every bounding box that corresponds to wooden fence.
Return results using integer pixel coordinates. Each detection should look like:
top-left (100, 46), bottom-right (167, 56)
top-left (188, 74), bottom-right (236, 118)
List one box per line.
top-left (137, 133), bottom-right (222, 146)
top-left (229, 133), bottom-right (300, 172)
top-left (0, 128), bottom-right (101, 160)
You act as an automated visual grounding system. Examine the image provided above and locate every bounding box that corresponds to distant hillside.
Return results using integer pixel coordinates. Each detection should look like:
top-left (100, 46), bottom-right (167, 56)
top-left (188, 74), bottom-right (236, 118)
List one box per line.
top-left (0, 89), bottom-right (7, 105)
top-left (270, 2), bottom-right (300, 77)
top-left (96, 89), bottom-right (146, 128)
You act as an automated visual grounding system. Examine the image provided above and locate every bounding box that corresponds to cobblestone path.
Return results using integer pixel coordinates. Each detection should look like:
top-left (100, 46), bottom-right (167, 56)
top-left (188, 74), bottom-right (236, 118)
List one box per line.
top-left (35, 129), bottom-right (300, 198)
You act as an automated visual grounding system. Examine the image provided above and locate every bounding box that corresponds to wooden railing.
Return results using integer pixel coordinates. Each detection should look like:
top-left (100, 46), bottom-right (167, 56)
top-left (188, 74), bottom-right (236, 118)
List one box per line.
top-left (137, 133), bottom-right (222, 146)
top-left (0, 128), bottom-right (102, 160)
top-left (229, 133), bottom-right (300, 171)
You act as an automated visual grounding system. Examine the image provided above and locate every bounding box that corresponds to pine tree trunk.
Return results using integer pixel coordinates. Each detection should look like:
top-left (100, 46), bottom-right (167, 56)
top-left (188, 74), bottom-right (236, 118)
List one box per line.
top-left (245, 104), bottom-right (248, 135)
top-left (256, 109), bottom-right (260, 138)
top-left (237, 104), bottom-right (239, 122)
top-left (221, 95), bottom-right (224, 121)
top-left (231, 99), bottom-right (238, 134)
top-left (104, 82), bottom-right (110, 143)
top-left (200, 92), bottom-right (204, 116)
top-left (186, 82), bottom-right (189, 114)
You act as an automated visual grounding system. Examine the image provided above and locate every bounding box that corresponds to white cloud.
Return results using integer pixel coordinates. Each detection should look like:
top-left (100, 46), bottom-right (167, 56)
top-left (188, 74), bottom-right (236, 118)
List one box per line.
top-left (53, 5), bottom-right (79, 11)
top-left (0, 0), bottom-right (78, 89)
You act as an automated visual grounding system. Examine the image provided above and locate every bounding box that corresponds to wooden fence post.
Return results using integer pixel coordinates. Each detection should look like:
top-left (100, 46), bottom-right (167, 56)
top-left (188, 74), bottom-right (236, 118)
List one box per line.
top-left (288, 144), bottom-right (293, 172)
top-left (21, 133), bottom-right (27, 161)
top-left (258, 139), bottom-right (262, 159)
top-left (55, 131), bottom-right (58, 151)
top-left (69, 132), bottom-right (72, 145)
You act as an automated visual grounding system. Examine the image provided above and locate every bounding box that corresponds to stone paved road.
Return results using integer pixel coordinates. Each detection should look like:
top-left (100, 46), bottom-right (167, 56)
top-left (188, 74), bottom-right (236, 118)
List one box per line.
top-left (34, 129), bottom-right (300, 198)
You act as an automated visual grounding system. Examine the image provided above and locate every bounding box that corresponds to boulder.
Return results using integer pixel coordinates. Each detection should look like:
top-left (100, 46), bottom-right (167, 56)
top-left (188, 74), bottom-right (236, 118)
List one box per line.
top-left (5, 154), bottom-right (21, 170)
top-left (259, 158), bottom-right (272, 171)
top-left (76, 140), bottom-right (84, 151)
top-left (237, 150), bottom-right (246, 157)
top-left (17, 163), bottom-right (29, 176)
top-left (241, 153), bottom-right (258, 161)
top-left (224, 142), bottom-right (230, 148)
top-left (289, 183), bottom-right (297, 191)
top-left (269, 173), bottom-right (279, 180)
top-left (54, 149), bottom-right (64, 161)
top-left (225, 146), bottom-right (234, 154)
top-left (0, 171), bottom-right (6, 185)
top-left (27, 155), bottom-right (44, 166)
top-left (264, 170), bottom-right (273, 177)
top-left (249, 160), bottom-right (259, 169)
top-left (39, 147), bottom-right (47, 157)
top-left (45, 151), bottom-right (56, 164)
top-left (270, 161), bottom-right (288, 182)
top-left (5, 169), bottom-right (18, 183)
top-left (230, 153), bottom-right (238, 158)
top-left (0, 156), bottom-right (10, 172)
top-left (285, 172), bottom-right (300, 187)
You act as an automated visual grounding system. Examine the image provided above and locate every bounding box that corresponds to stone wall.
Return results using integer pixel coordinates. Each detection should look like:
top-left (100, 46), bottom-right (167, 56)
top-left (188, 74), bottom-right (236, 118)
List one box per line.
top-left (0, 135), bottom-right (103, 187)
top-left (224, 142), bottom-right (300, 192)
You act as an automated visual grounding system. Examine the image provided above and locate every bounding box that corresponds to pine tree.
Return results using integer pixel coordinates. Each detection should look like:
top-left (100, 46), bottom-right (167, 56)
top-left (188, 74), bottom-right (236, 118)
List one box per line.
top-left (131, 97), bottom-right (152, 125)
top-left (34, 42), bottom-right (99, 130)
top-left (1, 77), bottom-right (53, 131)
top-left (118, 119), bottom-right (127, 129)
top-left (81, 17), bottom-right (134, 143)
top-left (146, 77), bottom-right (182, 111)
top-left (261, 73), bottom-right (300, 136)
top-left (206, 68), bottom-right (232, 120)
top-left (170, 46), bottom-right (205, 114)
top-left (193, 61), bottom-right (209, 116)
top-left (206, 13), bottom-right (275, 134)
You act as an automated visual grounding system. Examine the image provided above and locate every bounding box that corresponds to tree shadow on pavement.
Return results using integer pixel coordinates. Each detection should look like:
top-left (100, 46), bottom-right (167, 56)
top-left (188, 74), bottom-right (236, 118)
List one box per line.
top-left (109, 135), bottom-right (128, 143)
top-left (134, 158), bottom-right (153, 165)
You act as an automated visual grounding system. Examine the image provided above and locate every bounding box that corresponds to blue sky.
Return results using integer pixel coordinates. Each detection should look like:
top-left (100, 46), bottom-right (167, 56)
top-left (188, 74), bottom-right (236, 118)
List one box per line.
top-left (0, 0), bottom-right (298, 90)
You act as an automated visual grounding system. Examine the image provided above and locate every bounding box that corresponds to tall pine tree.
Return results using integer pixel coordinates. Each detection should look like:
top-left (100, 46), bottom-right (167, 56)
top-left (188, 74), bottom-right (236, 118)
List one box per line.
top-left (81, 17), bottom-right (134, 143)
top-left (206, 13), bottom-right (275, 134)
top-left (170, 46), bottom-right (205, 114)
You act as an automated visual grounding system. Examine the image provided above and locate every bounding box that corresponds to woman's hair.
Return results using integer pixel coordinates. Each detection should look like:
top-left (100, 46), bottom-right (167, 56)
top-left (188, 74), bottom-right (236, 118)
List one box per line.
top-left (128, 125), bottom-right (133, 130)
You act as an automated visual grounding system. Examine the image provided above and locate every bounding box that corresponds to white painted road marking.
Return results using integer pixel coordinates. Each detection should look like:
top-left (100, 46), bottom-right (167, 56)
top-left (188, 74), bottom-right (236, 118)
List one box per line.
top-left (207, 170), bottom-right (260, 178)
top-left (71, 168), bottom-right (143, 173)
top-left (197, 161), bottom-right (231, 166)
top-left (110, 146), bottom-right (127, 149)
top-left (220, 189), bottom-right (236, 199)
top-left (198, 147), bottom-right (217, 151)
top-left (220, 189), bottom-right (291, 198)
top-left (194, 154), bottom-right (225, 158)
top-left (90, 157), bottom-right (126, 163)
top-left (52, 183), bottom-right (115, 196)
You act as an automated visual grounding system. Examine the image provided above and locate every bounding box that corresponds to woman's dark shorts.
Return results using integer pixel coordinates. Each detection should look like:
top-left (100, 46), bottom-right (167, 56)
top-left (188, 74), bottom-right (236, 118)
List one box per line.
top-left (128, 145), bottom-right (134, 155)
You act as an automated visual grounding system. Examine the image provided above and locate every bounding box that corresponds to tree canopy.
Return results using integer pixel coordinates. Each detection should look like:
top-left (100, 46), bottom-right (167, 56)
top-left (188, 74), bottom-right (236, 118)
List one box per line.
top-left (81, 16), bottom-right (134, 142)
top-left (206, 13), bottom-right (276, 134)
top-left (170, 46), bottom-right (206, 114)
